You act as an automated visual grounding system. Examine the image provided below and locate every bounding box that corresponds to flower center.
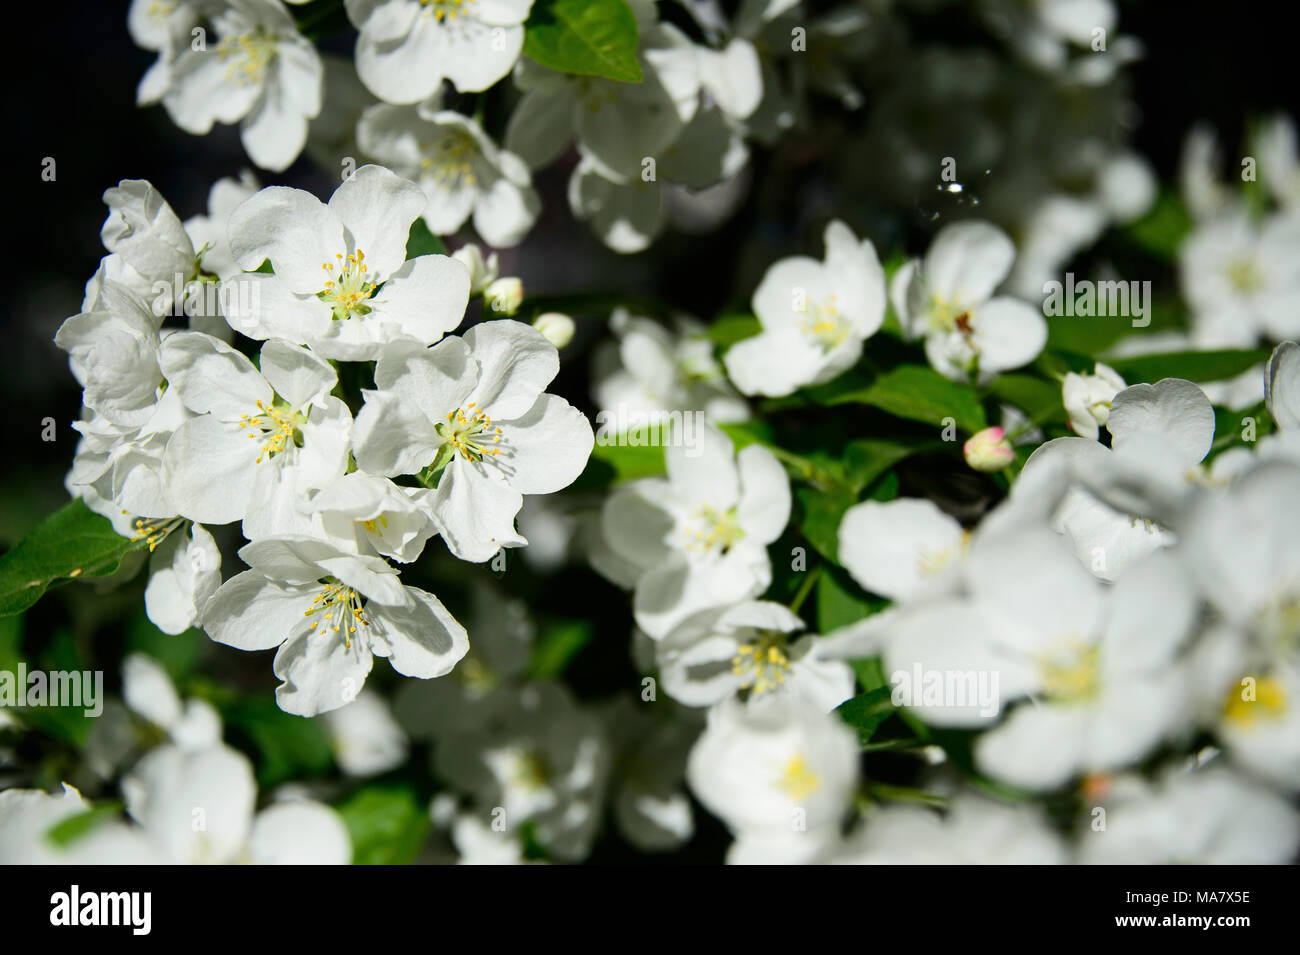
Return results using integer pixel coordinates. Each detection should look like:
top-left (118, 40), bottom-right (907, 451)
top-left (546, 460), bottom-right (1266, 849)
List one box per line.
top-left (240, 399), bottom-right (305, 464)
top-left (776, 752), bottom-right (822, 802)
top-left (217, 30), bottom-right (277, 86)
top-left (927, 295), bottom-right (977, 335)
top-left (798, 294), bottom-right (851, 350)
top-left (684, 504), bottom-right (745, 554)
top-left (501, 747), bottom-right (550, 793)
top-left (1257, 589), bottom-right (1300, 657)
top-left (1222, 675), bottom-right (1288, 727)
top-left (1037, 639), bottom-right (1101, 703)
top-left (420, 0), bottom-right (476, 21)
top-left (431, 403), bottom-right (503, 470)
top-left (318, 249), bottom-right (375, 320)
top-left (129, 516), bottom-right (184, 552)
top-left (732, 632), bottom-right (792, 695)
top-left (421, 129), bottom-right (480, 189)
top-left (304, 579), bottom-right (369, 649)
top-left (1226, 259), bottom-right (1263, 294)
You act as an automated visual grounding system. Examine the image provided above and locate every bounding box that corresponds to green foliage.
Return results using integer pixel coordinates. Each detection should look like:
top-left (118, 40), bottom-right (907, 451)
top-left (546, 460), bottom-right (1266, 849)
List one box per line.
top-left (337, 785), bottom-right (432, 865)
top-left (835, 686), bottom-right (894, 745)
top-left (406, 217), bottom-right (448, 259)
top-left (810, 365), bottom-right (987, 434)
top-left (45, 803), bottom-right (124, 848)
top-left (524, 0), bottom-right (643, 83)
top-left (527, 619), bottom-right (594, 679)
top-left (0, 499), bottom-right (147, 617)
top-left (1105, 348), bottom-right (1270, 384)
top-left (218, 697), bottom-right (335, 788)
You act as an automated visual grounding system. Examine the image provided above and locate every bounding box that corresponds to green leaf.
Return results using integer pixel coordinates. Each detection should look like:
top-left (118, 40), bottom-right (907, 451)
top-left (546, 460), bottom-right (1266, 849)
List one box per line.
top-left (219, 697), bottom-right (334, 788)
top-left (986, 374), bottom-right (1064, 426)
top-left (337, 785), bottom-right (431, 865)
top-left (1124, 190), bottom-right (1192, 260)
top-left (796, 485), bottom-right (856, 564)
top-left (0, 498), bottom-right (147, 617)
top-left (405, 217), bottom-right (447, 259)
top-left (1105, 348), bottom-right (1270, 385)
top-left (835, 686), bottom-right (894, 746)
top-left (842, 439), bottom-right (926, 494)
top-left (585, 432), bottom-right (666, 484)
top-left (718, 420), bottom-right (775, 450)
top-left (524, 0), bottom-right (643, 83)
top-left (817, 365), bottom-right (986, 434)
top-left (707, 313), bottom-right (761, 348)
top-left (45, 803), bottom-right (125, 848)
top-left (816, 565), bottom-right (885, 634)
top-left (527, 619), bottom-right (593, 680)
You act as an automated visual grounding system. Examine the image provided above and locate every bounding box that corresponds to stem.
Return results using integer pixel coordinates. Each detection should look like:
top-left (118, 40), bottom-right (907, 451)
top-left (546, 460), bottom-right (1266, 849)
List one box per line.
top-left (864, 782), bottom-right (949, 809)
top-left (789, 564), bottom-right (822, 614)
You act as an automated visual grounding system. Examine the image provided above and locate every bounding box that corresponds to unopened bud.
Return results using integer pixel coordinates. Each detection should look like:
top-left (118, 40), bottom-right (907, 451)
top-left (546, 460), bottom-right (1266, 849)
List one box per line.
top-left (963, 426), bottom-right (1014, 472)
top-left (533, 312), bottom-right (575, 349)
top-left (485, 277), bottom-right (523, 316)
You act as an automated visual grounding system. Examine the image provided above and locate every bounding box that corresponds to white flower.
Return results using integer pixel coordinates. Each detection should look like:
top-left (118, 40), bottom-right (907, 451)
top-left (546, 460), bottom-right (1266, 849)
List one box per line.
top-left (144, 522), bottom-right (222, 634)
top-left (348, 0), bottom-right (532, 103)
top-left (686, 695), bottom-right (858, 864)
top-left (224, 164), bottom-right (471, 360)
top-left (1062, 361), bottom-right (1125, 439)
top-left (307, 471), bottom-right (438, 563)
top-left (532, 312), bottom-right (575, 349)
top-left (161, 333), bottom-right (351, 539)
top-left (125, 743), bottom-right (351, 863)
top-left (322, 688), bottom-right (409, 776)
top-left (1179, 210), bottom-right (1300, 347)
top-left (833, 793), bottom-right (1066, 864)
top-left (885, 529), bottom-right (1197, 790)
top-left (1255, 114), bottom-right (1300, 210)
top-left (891, 221), bottom-right (1047, 383)
top-left (56, 281), bottom-right (164, 429)
top-left (592, 309), bottom-right (749, 425)
top-left (357, 104), bottom-right (540, 247)
top-left (181, 171), bottom-right (260, 282)
top-left (451, 242), bottom-right (499, 294)
top-left (838, 497), bottom-right (968, 603)
top-left (121, 653), bottom-right (222, 750)
top-left (451, 813), bottom-right (530, 864)
top-left (1078, 766), bottom-right (1300, 864)
top-left (202, 535), bottom-right (469, 716)
top-left (724, 220), bottom-right (885, 397)
top-left (352, 320), bottom-right (594, 563)
top-left (1017, 377), bottom-right (1215, 581)
top-left (656, 601), bottom-right (854, 711)
top-left (601, 422), bottom-right (790, 638)
top-left (160, 0), bottom-right (323, 171)
top-left (0, 785), bottom-right (157, 864)
top-left (602, 696), bottom-right (698, 852)
top-left (434, 682), bottom-right (609, 862)
top-left (504, 28), bottom-right (700, 185)
top-left (128, 0), bottom-right (203, 106)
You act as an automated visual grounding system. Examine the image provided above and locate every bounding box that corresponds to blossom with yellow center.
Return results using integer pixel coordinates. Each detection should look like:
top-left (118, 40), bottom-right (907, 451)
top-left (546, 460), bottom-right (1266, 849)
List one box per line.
top-left (421, 129), bottom-right (479, 189)
top-left (420, 0), bottom-right (476, 21)
top-left (798, 293), bottom-right (852, 350)
top-left (430, 402), bottom-right (504, 472)
top-left (304, 579), bottom-right (370, 649)
top-left (684, 504), bottom-right (746, 554)
top-left (318, 249), bottom-right (375, 321)
top-left (776, 752), bottom-right (822, 802)
top-left (1222, 675), bottom-right (1288, 727)
top-left (238, 399), bottom-right (305, 464)
top-left (128, 515), bottom-right (184, 552)
top-left (732, 634), bottom-right (793, 695)
top-left (216, 30), bottom-right (278, 86)
top-left (1038, 639), bottom-right (1102, 703)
